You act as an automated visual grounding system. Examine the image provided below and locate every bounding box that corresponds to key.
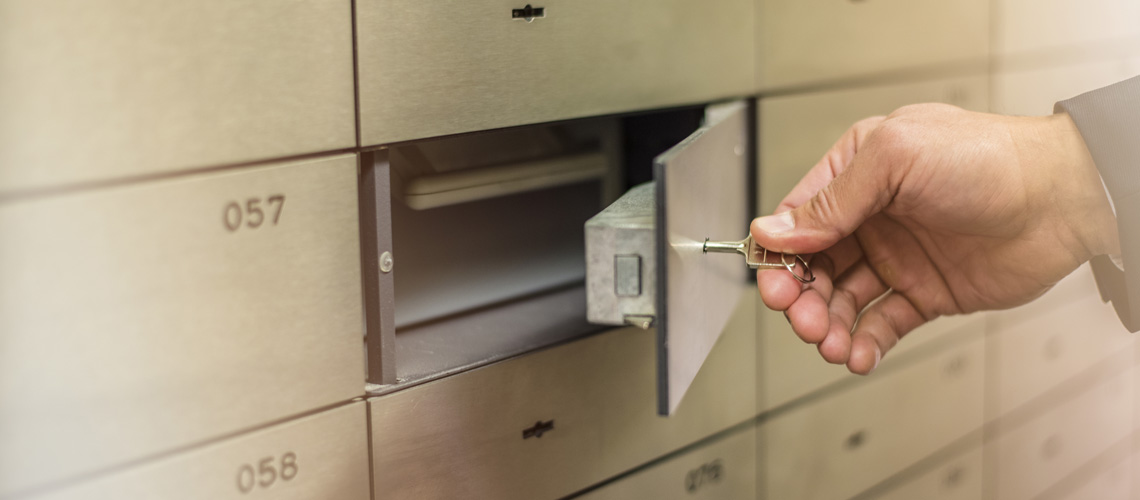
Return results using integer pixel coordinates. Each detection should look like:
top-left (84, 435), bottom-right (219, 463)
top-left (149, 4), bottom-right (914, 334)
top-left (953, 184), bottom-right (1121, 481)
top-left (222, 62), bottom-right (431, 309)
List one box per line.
top-left (703, 235), bottom-right (815, 283)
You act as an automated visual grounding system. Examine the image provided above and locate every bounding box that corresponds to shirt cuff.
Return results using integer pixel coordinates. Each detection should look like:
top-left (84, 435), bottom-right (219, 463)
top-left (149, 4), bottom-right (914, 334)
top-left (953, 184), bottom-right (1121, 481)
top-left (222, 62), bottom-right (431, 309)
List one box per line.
top-left (1101, 173), bottom-right (1125, 270)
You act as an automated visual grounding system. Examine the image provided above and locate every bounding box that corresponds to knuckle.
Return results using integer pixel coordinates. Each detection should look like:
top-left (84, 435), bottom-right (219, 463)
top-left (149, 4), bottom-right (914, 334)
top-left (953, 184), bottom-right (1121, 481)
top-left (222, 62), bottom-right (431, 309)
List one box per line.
top-left (854, 115), bottom-right (886, 131)
top-left (803, 187), bottom-right (845, 239)
top-left (887, 102), bottom-right (958, 119)
top-left (835, 287), bottom-right (858, 310)
top-left (865, 120), bottom-right (924, 183)
top-left (812, 253), bottom-right (835, 278)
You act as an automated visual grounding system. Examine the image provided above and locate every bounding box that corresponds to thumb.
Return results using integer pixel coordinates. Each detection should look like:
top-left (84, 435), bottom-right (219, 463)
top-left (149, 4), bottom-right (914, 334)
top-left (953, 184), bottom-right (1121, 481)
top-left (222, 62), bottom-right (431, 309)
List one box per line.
top-left (751, 157), bottom-right (893, 255)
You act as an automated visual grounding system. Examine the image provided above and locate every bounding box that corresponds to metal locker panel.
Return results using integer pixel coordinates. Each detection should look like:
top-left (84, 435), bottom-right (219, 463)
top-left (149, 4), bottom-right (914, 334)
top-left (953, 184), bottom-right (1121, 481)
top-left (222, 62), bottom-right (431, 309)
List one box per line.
top-left (368, 290), bottom-right (757, 500)
top-left (992, 58), bottom-right (1140, 117)
top-left (0, 0), bottom-right (356, 194)
top-left (1055, 452), bottom-right (1132, 500)
top-left (987, 292), bottom-right (1132, 419)
top-left (989, 368), bottom-right (1133, 500)
top-left (867, 446), bottom-right (983, 500)
top-left (757, 0), bottom-right (988, 90)
top-left (595, 291), bottom-right (757, 476)
top-left (994, 0), bottom-right (1140, 58)
top-left (0, 155), bottom-right (365, 497)
top-left (355, 0), bottom-right (755, 145)
top-left (577, 427), bottom-right (757, 500)
top-left (370, 326), bottom-right (610, 500)
top-left (654, 100), bottom-right (751, 415)
top-left (760, 337), bottom-right (984, 500)
top-left (31, 403), bottom-right (371, 500)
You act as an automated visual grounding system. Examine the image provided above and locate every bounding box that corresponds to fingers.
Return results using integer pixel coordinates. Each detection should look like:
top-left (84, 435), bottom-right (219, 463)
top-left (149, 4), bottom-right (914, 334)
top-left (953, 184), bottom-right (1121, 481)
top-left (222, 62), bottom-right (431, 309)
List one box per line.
top-left (758, 258), bottom-right (832, 343)
top-left (784, 253), bottom-right (836, 344)
top-left (847, 292), bottom-right (930, 375)
top-left (757, 267), bottom-right (804, 311)
top-left (752, 120), bottom-right (900, 256)
top-left (758, 237), bottom-right (863, 344)
top-left (818, 260), bottom-right (890, 364)
top-left (828, 261), bottom-right (890, 334)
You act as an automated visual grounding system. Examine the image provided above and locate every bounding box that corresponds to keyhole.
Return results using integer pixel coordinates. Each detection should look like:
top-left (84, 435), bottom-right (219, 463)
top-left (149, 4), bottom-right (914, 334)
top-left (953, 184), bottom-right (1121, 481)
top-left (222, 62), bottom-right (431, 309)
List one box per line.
top-left (943, 465), bottom-right (964, 489)
top-left (512, 4), bottom-right (545, 22)
top-left (1043, 336), bottom-right (1061, 361)
top-left (1041, 435), bottom-right (1062, 460)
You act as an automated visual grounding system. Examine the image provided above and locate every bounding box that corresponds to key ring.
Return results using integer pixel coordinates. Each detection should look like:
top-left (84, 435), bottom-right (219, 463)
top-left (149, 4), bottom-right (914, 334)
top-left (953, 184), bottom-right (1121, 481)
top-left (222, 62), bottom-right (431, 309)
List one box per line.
top-left (780, 252), bottom-right (815, 284)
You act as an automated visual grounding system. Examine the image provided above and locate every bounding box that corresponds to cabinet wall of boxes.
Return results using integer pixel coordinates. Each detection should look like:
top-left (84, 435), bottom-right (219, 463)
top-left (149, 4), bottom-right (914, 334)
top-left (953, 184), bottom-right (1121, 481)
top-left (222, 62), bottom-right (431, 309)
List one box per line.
top-left (2, 0), bottom-right (1138, 498)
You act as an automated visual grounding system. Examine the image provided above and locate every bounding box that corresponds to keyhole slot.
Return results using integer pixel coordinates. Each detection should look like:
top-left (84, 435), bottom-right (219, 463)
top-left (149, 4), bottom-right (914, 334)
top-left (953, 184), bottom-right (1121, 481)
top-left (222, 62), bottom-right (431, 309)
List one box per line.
top-left (844, 430), bottom-right (867, 450)
top-left (512, 5), bottom-right (546, 22)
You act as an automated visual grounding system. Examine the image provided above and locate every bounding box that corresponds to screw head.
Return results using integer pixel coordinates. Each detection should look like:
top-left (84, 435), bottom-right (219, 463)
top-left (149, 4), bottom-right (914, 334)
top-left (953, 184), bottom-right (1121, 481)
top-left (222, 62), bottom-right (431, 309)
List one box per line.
top-left (380, 251), bottom-right (394, 273)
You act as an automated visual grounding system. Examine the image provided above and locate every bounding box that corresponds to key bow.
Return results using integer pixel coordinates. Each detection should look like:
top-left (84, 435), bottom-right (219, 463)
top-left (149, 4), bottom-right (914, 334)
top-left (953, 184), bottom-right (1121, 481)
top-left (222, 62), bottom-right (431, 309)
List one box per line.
top-left (703, 235), bottom-right (815, 284)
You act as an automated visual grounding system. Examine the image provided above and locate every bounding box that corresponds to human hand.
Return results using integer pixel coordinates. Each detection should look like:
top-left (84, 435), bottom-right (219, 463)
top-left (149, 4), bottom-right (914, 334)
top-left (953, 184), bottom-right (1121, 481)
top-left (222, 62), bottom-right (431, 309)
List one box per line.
top-left (752, 103), bottom-right (1119, 374)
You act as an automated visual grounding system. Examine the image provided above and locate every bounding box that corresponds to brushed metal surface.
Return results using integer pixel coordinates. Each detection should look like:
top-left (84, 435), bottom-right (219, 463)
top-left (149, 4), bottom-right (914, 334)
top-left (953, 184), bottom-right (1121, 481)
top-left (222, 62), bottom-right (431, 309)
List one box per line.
top-left (585, 182), bottom-right (657, 325)
top-left (868, 446), bottom-right (982, 500)
top-left (758, 307), bottom-right (983, 413)
top-left (0, 155), bottom-right (365, 497)
top-left (30, 403), bottom-right (370, 500)
top-left (402, 152), bottom-right (610, 209)
top-left (370, 291), bottom-right (757, 500)
top-left (987, 291), bottom-right (1132, 418)
top-left (655, 100), bottom-right (750, 415)
top-left (757, 0), bottom-right (988, 90)
top-left (391, 285), bottom-right (599, 390)
top-left (356, 0), bottom-right (755, 145)
top-left (576, 427), bottom-right (757, 500)
top-left (391, 179), bottom-right (601, 328)
top-left (989, 368), bottom-right (1133, 500)
top-left (760, 338), bottom-right (984, 500)
top-left (0, 1), bottom-right (356, 194)
top-left (1055, 451), bottom-right (1132, 500)
top-left (992, 58), bottom-right (1140, 117)
top-left (994, 0), bottom-right (1140, 58)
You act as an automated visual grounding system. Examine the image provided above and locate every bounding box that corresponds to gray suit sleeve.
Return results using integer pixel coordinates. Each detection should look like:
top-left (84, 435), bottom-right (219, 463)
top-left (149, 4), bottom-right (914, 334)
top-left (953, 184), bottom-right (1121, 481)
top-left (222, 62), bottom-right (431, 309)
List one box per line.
top-left (1056, 75), bottom-right (1140, 332)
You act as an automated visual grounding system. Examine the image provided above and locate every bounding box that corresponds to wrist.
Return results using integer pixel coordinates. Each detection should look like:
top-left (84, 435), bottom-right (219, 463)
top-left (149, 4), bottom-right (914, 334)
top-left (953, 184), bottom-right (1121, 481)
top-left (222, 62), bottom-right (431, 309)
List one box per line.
top-left (1045, 112), bottom-right (1120, 259)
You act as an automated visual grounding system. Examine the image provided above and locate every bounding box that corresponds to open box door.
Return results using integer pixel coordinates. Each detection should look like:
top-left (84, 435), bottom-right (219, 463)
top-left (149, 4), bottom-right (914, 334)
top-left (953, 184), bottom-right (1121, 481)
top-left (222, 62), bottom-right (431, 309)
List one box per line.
top-left (586, 100), bottom-right (752, 414)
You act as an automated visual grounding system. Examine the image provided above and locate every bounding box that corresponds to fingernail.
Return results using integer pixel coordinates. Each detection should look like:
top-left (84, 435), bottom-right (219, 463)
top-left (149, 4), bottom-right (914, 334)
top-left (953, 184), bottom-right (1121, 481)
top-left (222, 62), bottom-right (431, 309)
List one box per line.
top-left (872, 345), bottom-right (882, 371)
top-left (755, 212), bottom-right (795, 235)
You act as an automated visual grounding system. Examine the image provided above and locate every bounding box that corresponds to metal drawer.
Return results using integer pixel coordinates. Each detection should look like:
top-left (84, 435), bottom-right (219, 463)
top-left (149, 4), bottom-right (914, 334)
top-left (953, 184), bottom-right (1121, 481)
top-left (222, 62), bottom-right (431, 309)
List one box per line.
top-left (0, 155), bottom-right (365, 497)
top-left (994, 0), bottom-right (1140, 59)
top-left (993, 59), bottom-right (1140, 117)
top-left (989, 368), bottom-right (1133, 500)
top-left (865, 446), bottom-right (983, 500)
top-left (757, 0), bottom-right (988, 90)
top-left (0, 1), bottom-right (356, 194)
top-left (575, 427), bottom-right (756, 500)
top-left (30, 403), bottom-right (370, 500)
top-left (585, 101), bottom-right (752, 414)
top-left (759, 337), bottom-right (984, 500)
top-left (355, 0), bottom-right (755, 145)
top-left (987, 292), bottom-right (1133, 418)
top-left (759, 308), bottom-right (983, 412)
top-left (1055, 452), bottom-right (1132, 500)
top-left (368, 291), bottom-right (757, 500)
